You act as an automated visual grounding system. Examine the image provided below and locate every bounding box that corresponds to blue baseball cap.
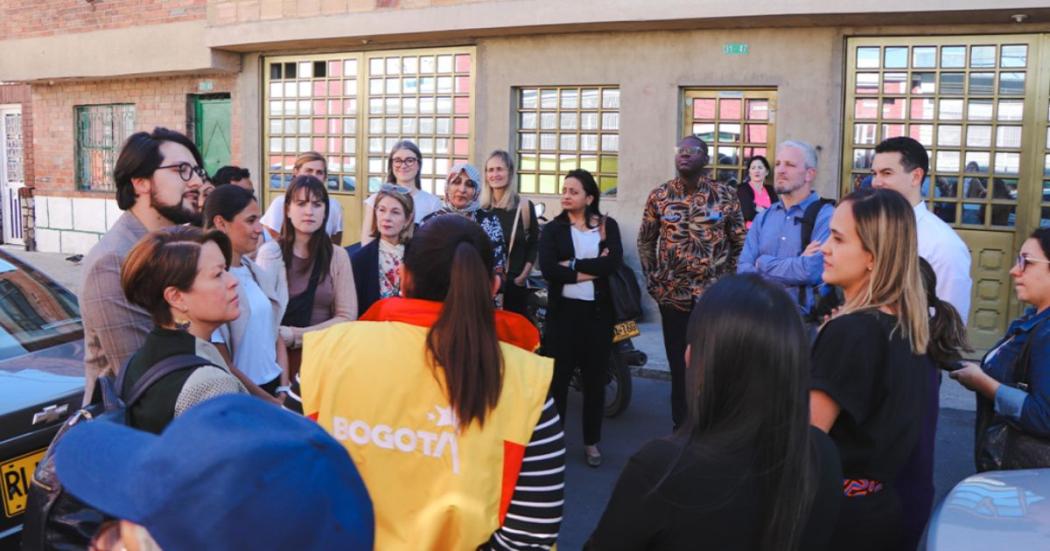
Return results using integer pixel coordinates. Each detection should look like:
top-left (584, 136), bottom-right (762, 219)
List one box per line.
top-left (54, 395), bottom-right (373, 550)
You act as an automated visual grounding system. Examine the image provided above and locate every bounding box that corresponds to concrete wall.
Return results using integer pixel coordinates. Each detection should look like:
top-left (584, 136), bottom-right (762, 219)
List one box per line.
top-left (472, 27), bottom-right (844, 266)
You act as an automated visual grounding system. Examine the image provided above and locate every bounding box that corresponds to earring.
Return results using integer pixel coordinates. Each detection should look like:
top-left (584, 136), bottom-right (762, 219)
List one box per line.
top-left (174, 308), bottom-right (191, 331)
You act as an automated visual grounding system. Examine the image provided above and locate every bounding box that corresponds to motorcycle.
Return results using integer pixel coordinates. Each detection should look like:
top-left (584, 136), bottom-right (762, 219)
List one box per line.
top-left (524, 204), bottom-right (646, 418)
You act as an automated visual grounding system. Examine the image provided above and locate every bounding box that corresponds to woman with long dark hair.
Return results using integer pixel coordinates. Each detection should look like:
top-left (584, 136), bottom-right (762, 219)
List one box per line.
top-left (894, 258), bottom-right (970, 549)
top-left (359, 140), bottom-right (443, 246)
top-left (204, 185), bottom-right (290, 403)
top-left (257, 175), bottom-right (357, 378)
top-left (539, 168), bottom-right (623, 467)
top-left (259, 151), bottom-right (345, 245)
top-left (587, 274), bottom-right (841, 550)
top-left (811, 188), bottom-right (933, 549)
top-left (299, 215), bottom-right (564, 550)
top-left (737, 155), bottom-right (777, 227)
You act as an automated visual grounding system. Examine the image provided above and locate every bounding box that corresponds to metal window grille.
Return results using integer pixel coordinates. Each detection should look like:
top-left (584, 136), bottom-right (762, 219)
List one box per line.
top-left (75, 104), bottom-right (135, 192)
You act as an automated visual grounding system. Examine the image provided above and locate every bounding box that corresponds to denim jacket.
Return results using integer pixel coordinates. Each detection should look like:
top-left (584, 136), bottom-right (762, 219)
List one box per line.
top-left (984, 307), bottom-right (1050, 437)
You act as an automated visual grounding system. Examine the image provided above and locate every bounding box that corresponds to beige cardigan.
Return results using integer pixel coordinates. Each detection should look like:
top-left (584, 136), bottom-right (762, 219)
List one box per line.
top-left (256, 240), bottom-right (358, 348)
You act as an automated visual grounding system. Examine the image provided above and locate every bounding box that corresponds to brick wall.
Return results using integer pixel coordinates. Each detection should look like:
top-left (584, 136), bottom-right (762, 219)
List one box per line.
top-left (31, 74), bottom-right (241, 198)
top-left (2, 0), bottom-right (206, 39)
top-left (0, 84), bottom-right (34, 189)
top-left (208, 0), bottom-right (491, 24)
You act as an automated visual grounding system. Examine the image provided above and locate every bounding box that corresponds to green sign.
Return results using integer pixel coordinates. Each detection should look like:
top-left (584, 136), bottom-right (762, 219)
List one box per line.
top-left (723, 43), bottom-right (749, 56)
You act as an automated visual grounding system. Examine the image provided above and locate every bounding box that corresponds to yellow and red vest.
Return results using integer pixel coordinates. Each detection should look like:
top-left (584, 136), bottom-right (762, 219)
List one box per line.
top-left (301, 298), bottom-right (553, 550)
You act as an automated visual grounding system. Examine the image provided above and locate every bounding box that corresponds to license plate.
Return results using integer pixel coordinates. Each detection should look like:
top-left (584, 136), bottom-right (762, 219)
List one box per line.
top-left (612, 320), bottom-right (640, 343)
top-left (2, 449), bottom-right (43, 518)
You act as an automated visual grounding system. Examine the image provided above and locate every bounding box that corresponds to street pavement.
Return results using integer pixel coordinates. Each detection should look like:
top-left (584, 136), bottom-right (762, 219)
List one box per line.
top-left (557, 375), bottom-right (976, 549)
top-left (3, 245), bottom-right (978, 550)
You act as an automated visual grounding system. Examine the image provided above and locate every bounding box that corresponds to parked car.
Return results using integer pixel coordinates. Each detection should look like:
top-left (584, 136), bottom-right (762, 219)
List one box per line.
top-left (0, 251), bottom-right (84, 546)
top-left (927, 469), bottom-right (1050, 549)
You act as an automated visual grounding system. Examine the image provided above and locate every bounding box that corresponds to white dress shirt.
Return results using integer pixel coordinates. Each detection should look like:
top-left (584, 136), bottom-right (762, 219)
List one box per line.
top-left (915, 202), bottom-right (973, 324)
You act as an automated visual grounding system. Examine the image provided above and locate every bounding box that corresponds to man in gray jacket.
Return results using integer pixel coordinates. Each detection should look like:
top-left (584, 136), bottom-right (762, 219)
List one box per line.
top-left (80, 127), bottom-right (205, 404)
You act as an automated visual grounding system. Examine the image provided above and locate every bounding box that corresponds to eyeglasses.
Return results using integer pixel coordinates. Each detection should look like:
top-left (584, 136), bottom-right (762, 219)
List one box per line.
top-left (1016, 253), bottom-right (1050, 272)
top-left (391, 157), bottom-right (419, 167)
top-left (675, 146), bottom-right (706, 157)
top-left (158, 162), bottom-right (207, 182)
top-left (380, 183), bottom-right (412, 195)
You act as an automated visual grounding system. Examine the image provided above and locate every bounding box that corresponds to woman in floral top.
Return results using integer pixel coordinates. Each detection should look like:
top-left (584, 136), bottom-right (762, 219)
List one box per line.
top-left (350, 185), bottom-right (414, 316)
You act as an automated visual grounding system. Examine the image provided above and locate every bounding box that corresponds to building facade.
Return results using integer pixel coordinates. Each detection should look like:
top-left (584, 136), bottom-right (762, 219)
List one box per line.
top-left (3, 0), bottom-right (1050, 347)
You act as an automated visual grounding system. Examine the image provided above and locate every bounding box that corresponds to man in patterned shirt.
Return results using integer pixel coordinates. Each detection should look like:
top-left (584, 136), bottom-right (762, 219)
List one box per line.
top-left (637, 135), bottom-right (747, 429)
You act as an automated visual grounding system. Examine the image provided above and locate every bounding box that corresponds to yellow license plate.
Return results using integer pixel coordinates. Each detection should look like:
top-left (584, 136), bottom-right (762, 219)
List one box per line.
top-left (2, 449), bottom-right (44, 518)
top-left (612, 320), bottom-right (640, 343)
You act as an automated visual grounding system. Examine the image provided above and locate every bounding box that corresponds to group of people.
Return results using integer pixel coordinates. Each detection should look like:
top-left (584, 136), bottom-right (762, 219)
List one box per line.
top-left (48, 122), bottom-right (1050, 550)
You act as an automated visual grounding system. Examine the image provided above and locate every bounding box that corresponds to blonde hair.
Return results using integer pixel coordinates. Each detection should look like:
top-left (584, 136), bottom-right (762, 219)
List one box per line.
top-left (837, 188), bottom-right (928, 354)
top-left (370, 189), bottom-right (414, 243)
top-left (479, 150), bottom-right (518, 210)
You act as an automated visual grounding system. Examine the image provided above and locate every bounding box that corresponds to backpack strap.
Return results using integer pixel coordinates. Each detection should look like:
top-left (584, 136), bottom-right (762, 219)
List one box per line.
top-left (798, 198), bottom-right (836, 254)
top-left (123, 354), bottom-right (215, 408)
top-left (797, 198), bottom-right (836, 308)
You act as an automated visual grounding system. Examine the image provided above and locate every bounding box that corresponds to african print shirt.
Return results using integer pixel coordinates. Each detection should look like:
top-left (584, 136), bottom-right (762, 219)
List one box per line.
top-left (637, 176), bottom-right (747, 311)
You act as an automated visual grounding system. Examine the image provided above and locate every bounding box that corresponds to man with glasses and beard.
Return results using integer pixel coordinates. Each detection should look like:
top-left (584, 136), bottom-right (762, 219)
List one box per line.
top-left (80, 127), bottom-right (206, 405)
top-left (638, 135), bottom-right (747, 430)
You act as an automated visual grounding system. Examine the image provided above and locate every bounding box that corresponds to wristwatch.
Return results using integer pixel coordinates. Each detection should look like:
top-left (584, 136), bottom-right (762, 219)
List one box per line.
top-left (275, 385), bottom-right (291, 395)
top-left (569, 259), bottom-right (577, 271)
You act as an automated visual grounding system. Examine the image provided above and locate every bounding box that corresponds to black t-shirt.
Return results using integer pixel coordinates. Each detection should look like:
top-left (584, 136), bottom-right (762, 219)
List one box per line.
top-left (811, 310), bottom-right (931, 482)
top-left (586, 427), bottom-right (842, 550)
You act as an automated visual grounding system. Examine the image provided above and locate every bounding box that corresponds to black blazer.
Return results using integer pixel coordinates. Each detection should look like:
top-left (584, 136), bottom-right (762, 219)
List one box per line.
top-left (538, 215), bottom-right (623, 321)
top-left (737, 181), bottom-right (778, 223)
top-left (349, 239), bottom-right (381, 317)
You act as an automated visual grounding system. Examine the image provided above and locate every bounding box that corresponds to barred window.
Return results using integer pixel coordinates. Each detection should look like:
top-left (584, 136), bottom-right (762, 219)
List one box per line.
top-left (75, 104), bottom-right (135, 191)
top-left (515, 86), bottom-right (620, 195)
top-left (264, 47), bottom-right (474, 200)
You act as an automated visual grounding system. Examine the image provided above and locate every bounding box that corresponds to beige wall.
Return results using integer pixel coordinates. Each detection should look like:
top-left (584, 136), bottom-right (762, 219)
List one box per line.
top-left (0, 21), bottom-right (239, 82)
top-left (471, 27), bottom-right (844, 262)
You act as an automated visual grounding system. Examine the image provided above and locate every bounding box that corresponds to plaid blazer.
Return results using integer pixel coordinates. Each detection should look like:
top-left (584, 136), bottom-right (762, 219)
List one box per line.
top-left (80, 211), bottom-right (151, 405)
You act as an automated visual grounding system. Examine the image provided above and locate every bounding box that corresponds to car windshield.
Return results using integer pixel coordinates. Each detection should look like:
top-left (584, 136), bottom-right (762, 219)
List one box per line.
top-left (0, 255), bottom-right (81, 363)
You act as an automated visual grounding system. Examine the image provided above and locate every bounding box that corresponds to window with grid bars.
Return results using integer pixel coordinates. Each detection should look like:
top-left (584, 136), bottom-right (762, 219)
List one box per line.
top-left (264, 47), bottom-right (474, 199)
top-left (844, 42), bottom-right (1029, 229)
top-left (75, 104), bottom-right (135, 191)
top-left (514, 86), bottom-right (620, 195)
top-left (683, 89), bottom-right (777, 186)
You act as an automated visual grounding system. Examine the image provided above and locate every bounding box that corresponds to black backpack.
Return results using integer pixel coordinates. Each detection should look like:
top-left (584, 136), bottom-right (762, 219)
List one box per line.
top-left (20, 354), bottom-right (213, 550)
top-left (797, 198), bottom-right (840, 322)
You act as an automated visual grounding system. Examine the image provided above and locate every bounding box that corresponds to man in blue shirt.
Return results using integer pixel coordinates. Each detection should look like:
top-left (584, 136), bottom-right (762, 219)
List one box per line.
top-left (738, 140), bottom-right (834, 315)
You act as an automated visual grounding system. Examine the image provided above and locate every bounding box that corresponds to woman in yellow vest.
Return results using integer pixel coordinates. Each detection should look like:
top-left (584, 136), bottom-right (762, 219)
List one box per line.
top-left (300, 215), bottom-right (564, 551)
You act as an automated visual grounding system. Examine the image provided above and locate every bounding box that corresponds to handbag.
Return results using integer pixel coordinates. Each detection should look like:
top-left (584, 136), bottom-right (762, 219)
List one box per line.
top-left (598, 217), bottom-right (642, 322)
top-left (974, 320), bottom-right (1050, 471)
top-left (21, 355), bottom-right (215, 550)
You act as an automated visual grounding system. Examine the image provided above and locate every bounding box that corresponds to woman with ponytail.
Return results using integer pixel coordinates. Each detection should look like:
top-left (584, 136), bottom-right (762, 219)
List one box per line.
top-left (298, 215), bottom-right (564, 551)
top-left (894, 258), bottom-right (971, 550)
top-left (539, 168), bottom-right (623, 467)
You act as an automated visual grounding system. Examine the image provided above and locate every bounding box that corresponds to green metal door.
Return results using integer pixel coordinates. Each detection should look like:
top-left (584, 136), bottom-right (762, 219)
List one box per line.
top-left (193, 97), bottom-right (231, 176)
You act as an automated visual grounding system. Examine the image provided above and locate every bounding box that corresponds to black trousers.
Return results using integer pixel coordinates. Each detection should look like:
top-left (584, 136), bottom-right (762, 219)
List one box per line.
top-left (549, 298), bottom-right (613, 445)
top-left (660, 305), bottom-right (692, 430)
top-left (502, 279), bottom-right (531, 318)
